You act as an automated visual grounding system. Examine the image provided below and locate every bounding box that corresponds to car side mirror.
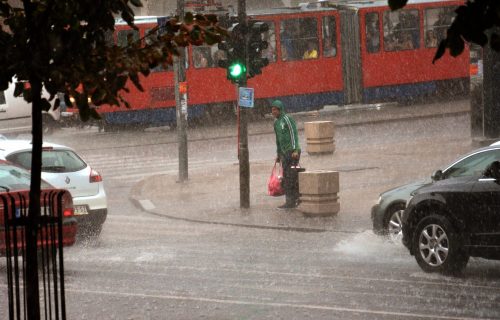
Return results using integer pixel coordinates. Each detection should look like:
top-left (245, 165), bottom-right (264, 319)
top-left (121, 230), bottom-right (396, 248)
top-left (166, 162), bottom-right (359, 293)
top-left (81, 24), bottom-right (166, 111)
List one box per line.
top-left (483, 161), bottom-right (500, 180)
top-left (431, 170), bottom-right (443, 181)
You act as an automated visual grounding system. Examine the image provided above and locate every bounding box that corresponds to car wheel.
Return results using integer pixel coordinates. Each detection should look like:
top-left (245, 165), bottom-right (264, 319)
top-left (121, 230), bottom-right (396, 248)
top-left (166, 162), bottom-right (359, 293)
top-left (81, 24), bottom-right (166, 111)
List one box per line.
top-left (384, 203), bottom-right (405, 242)
top-left (412, 214), bottom-right (469, 275)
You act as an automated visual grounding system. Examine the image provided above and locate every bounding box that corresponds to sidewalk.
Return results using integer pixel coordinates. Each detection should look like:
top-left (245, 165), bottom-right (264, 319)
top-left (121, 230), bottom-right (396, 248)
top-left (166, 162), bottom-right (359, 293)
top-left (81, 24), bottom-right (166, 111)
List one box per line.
top-left (130, 99), bottom-right (471, 232)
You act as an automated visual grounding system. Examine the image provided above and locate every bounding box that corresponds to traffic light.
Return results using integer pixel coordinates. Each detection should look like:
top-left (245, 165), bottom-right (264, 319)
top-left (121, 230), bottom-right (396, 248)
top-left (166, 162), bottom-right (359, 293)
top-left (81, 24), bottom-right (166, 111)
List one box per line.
top-left (217, 23), bottom-right (247, 84)
top-left (247, 20), bottom-right (269, 78)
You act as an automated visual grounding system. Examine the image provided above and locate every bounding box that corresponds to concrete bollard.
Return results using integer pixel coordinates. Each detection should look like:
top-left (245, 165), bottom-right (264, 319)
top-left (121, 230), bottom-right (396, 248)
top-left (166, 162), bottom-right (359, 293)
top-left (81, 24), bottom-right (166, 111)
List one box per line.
top-left (304, 121), bottom-right (335, 155)
top-left (298, 170), bottom-right (340, 217)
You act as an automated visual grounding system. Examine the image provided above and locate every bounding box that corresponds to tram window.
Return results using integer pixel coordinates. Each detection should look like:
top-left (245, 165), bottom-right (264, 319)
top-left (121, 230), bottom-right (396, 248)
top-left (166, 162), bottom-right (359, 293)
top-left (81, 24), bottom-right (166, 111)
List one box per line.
top-left (117, 30), bottom-right (140, 48)
top-left (261, 21), bottom-right (276, 63)
top-left (425, 7), bottom-right (455, 48)
top-left (280, 18), bottom-right (318, 61)
top-left (383, 9), bottom-right (420, 52)
top-left (192, 46), bottom-right (211, 68)
top-left (212, 46), bottom-right (226, 67)
top-left (193, 45), bottom-right (231, 69)
top-left (144, 28), bottom-right (171, 72)
top-left (365, 13), bottom-right (380, 53)
top-left (322, 16), bottom-right (337, 57)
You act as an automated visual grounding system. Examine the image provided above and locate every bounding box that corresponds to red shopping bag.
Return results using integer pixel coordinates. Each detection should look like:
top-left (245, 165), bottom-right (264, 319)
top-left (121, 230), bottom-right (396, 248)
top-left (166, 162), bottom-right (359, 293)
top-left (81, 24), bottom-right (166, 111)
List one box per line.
top-left (267, 163), bottom-right (285, 196)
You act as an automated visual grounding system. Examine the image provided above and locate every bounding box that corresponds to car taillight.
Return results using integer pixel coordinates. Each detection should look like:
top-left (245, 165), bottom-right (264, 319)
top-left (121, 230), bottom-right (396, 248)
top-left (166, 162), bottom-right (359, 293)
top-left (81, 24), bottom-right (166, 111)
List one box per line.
top-left (62, 191), bottom-right (74, 217)
top-left (63, 208), bottom-right (74, 217)
top-left (89, 169), bottom-right (102, 183)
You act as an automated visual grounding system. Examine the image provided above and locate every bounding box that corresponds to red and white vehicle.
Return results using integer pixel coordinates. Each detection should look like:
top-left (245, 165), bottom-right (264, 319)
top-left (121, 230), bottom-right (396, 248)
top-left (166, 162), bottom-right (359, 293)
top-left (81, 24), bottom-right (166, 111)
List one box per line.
top-left (86, 0), bottom-right (468, 129)
top-left (0, 160), bottom-right (77, 254)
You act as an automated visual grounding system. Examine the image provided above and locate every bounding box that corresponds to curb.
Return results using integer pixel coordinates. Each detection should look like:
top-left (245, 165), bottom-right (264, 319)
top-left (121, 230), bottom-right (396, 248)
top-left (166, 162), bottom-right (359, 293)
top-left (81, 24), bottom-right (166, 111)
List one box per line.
top-left (129, 172), bottom-right (350, 233)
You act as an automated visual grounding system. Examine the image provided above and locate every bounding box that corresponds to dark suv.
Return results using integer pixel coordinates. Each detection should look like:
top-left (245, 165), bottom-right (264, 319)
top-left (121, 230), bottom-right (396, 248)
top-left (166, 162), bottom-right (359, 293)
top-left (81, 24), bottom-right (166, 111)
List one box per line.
top-left (402, 160), bottom-right (500, 275)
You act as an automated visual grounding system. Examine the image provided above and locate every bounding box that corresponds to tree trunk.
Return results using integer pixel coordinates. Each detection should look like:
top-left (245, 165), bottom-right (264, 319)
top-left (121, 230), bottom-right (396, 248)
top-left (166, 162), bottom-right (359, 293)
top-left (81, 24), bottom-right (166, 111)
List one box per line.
top-left (26, 77), bottom-right (43, 320)
top-left (22, 0), bottom-right (43, 317)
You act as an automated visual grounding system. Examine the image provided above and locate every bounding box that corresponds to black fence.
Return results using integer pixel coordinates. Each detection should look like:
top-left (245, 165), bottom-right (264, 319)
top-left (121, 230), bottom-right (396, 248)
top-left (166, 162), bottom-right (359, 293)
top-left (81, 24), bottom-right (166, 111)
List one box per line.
top-left (1, 190), bottom-right (74, 320)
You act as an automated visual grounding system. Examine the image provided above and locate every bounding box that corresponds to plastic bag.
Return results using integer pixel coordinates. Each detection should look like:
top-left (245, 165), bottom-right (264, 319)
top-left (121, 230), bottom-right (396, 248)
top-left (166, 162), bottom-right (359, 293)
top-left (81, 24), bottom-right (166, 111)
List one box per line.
top-left (267, 163), bottom-right (285, 197)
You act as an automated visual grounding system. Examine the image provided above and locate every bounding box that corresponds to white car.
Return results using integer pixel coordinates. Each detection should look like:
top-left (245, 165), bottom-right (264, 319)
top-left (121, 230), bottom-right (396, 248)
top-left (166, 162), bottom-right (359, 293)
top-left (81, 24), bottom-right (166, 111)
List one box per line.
top-left (0, 140), bottom-right (107, 238)
top-left (0, 81), bottom-right (61, 136)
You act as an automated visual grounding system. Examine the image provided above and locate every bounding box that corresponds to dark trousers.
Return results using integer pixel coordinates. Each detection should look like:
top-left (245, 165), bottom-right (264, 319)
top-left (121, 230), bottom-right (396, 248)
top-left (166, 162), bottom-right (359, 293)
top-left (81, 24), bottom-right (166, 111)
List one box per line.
top-left (280, 151), bottom-right (301, 205)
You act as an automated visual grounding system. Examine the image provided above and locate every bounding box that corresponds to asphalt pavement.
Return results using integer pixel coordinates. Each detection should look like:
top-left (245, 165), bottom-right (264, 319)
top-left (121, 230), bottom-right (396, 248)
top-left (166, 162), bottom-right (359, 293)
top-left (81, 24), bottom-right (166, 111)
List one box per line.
top-left (130, 99), bottom-right (472, 232)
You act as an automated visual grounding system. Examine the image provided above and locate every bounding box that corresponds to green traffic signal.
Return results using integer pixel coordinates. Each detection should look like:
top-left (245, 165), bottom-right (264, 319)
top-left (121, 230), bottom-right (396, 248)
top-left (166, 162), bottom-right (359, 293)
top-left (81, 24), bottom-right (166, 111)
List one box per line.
top-left (229, 61), bottom-right (246, 79)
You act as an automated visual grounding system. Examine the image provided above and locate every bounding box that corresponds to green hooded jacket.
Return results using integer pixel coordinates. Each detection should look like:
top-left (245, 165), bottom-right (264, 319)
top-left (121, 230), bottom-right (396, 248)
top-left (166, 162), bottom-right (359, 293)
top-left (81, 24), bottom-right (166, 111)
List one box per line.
top-left (272, 100), bottom-right (300, 156)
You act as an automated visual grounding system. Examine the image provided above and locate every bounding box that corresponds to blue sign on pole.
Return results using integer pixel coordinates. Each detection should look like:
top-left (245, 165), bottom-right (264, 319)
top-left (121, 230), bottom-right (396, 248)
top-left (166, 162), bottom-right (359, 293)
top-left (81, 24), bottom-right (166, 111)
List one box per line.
top-left (239, 87), bottom-right (254, 108)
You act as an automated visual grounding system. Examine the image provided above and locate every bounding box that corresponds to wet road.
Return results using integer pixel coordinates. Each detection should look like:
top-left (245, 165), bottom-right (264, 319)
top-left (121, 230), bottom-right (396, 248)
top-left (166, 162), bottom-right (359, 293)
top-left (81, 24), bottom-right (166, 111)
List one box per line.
top-left (2, 111), bottom-right (500, 319)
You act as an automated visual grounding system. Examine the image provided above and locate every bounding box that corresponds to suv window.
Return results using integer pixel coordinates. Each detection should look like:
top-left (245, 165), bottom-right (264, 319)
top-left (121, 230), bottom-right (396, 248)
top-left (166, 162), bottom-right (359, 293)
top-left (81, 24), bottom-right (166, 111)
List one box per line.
top-left (443, 149), bottom-right (500, 179)
top-left (6, 150), bottom-right (87, 173)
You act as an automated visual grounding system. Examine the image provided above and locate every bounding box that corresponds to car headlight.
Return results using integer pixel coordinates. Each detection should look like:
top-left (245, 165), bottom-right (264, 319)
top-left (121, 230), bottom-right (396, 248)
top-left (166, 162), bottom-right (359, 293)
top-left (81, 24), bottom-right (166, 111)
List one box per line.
top-left (375, 196), bottom-right (382, 205)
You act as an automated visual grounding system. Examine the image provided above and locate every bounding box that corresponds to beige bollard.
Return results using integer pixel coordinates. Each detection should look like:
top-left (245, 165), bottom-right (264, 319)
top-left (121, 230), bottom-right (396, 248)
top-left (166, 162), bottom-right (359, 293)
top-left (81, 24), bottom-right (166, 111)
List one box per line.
top-left (298, 170), bottom-right (340, 217)
top-left (304, 121), bottom-right (335, 155)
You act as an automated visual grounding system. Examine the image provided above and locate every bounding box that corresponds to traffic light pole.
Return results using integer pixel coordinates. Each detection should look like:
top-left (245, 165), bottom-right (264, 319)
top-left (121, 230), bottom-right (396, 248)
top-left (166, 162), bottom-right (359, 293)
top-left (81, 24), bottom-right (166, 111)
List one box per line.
top-left (175, 0), bottom-right (189, 182)
top-left (238, 0), bottom-right (250, 208)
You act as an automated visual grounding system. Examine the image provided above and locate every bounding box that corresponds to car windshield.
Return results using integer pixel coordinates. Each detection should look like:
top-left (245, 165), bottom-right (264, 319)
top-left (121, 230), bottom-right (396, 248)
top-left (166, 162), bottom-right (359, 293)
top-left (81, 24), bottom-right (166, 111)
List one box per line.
top-left (0, 163), bottom-right (52, 191)
top-left (6, 150), bottom-right (87, 173)
top-left (443, 149), bottom-right (500, 179)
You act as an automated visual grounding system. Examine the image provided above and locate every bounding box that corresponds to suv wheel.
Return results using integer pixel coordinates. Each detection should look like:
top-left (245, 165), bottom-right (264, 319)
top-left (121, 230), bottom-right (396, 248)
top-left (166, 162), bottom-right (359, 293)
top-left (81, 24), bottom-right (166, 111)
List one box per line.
top-left (412, 214), bottom-right (469, 275)
top-left (384, 203), bottom-right (405, 242)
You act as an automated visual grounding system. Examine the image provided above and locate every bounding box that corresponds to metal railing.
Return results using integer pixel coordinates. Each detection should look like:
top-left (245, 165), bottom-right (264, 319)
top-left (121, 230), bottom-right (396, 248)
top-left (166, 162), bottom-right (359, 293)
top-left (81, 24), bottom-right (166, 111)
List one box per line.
top-left (1, 190), bottom-right (73, 320)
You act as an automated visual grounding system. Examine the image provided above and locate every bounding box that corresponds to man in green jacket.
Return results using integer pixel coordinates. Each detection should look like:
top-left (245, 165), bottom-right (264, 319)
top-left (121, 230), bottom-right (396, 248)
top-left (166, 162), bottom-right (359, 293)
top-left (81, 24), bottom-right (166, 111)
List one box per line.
top-left (271, 100), bottom-right (301, 209)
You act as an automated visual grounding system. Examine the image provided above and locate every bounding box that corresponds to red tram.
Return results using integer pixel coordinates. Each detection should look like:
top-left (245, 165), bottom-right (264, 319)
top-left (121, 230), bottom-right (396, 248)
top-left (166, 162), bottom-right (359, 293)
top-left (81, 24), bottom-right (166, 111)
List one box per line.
top-left (98, 0), bottom-right (469, 127)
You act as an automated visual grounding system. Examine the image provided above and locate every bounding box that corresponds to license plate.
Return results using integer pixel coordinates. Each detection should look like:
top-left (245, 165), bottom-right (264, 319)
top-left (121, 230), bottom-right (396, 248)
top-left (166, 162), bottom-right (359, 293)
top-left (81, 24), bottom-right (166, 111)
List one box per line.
top-left (74, 205), bottom-right (89, 215)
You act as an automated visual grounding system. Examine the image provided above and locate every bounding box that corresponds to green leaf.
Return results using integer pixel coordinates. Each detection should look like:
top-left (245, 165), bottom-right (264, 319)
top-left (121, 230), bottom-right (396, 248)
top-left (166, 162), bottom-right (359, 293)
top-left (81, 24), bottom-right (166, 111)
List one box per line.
top-left (64, 94), bottom-right (72, 108)
top-left (130, 0), bottom-right (143, 8)
top-left (0, 3), bottom-right (11, 15)
top-left (164, 19), bottom-right (180, 34)
top-left (129, 73), bottom-right (144, 92)
top-left (14, 82), bottom-right (24, 97)
top-left (491, 33), bottom-right (500, 51)
top-left (432, 40), bottom-right (447, 64)
top-left (23, 88), bottom-right (32, 103)
top-left (40, 98), bottom-right (51, 112)
top-left (388, 0), bottom-right (408, 11)
top-left (204, 31), bottom-right (220, 46)
top-left (53, 98), bottom-right (60, 111)
top-left (190, 26), bottom-right (202, 42)
top-left (448, 34), bottom-right (465, 57)
top-left (92, 88), bottom-right (107, 104)
top-left (195, 14), bottom-right (207, 22)
top-left (185, 12), bottom-right (194, 24)
top-left (140, 65), bottom-right (151, 77)
top-left (89, 107), bottom-right (101, 120)
top-left (205, 14), bottom-right (218, 24)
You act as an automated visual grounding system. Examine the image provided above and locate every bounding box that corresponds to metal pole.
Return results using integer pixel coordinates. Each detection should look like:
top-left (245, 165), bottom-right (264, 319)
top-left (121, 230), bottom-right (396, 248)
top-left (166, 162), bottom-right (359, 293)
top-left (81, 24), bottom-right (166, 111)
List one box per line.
top-left (175, 0), bottom-right (189, 182)
top-left (238, 0), bottom-right (250, 208)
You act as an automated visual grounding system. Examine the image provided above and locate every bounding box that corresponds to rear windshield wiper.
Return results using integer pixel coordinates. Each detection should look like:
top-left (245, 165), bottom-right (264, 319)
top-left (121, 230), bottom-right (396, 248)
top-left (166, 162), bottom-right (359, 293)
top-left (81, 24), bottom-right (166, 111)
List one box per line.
top-left (0, 185), bottom-right (10, 192)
